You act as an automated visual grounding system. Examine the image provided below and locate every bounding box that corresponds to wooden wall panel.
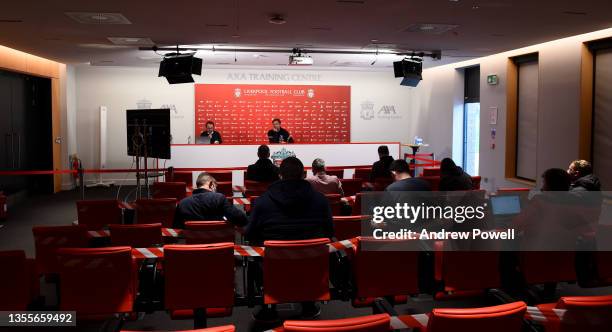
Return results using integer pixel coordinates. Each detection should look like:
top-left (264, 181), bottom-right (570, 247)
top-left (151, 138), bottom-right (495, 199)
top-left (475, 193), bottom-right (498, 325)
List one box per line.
top-left (579, 44), bottom-right (594, 161)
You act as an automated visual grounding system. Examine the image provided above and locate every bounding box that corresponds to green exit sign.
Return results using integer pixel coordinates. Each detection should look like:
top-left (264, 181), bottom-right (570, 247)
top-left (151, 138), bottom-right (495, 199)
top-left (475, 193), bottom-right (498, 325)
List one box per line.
top-left (487, 74), bottom-right (499, 85)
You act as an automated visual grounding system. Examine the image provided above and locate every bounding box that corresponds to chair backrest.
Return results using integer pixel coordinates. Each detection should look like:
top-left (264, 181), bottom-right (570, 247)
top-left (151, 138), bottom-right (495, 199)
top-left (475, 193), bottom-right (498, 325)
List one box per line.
top-left (552, 295), bottom-right (612, 332)
top-left (471, 176), bottom-right (482, 190)
top-left (352, 193), bottom-right (364, 216)
top-left (333, 216), bottom-right (367, 241)
top-left (353, 237), bottom-right (420, 299)
top-left (353, 168), bottom-right (372, 181)
top-left (110, 223), bottom-right (162, 248)
top-left (122, 326), bottom-right (236, 332)
top-left (76, 200), bottom-right (123, 230)
top-left (373, 178), bottom-right (394, 191)
top-left (497, 187), bottom-right (530, 193)
top-left (283, 313), bottom-right (391, 332)
top-left (57, 247), bottom-right (136, 315)
top-left (0, 250), bottom-right (30, 310)
top-left (164, 243), bottom-right (235, 311)
top-left (428, 301), bottom-right (527, 332)
top-left (216, 181), bottom-right (234, 197)
top-left (184, 221), bottom-right (235, 244)
top-left (422, 167), bottom-right (441, 177)
top-left (32, 225), bottom-right (89, 275)
top-left (263, 238), bottom-right (330, 304)
top-left (244, 180), bottom-right (272, 197)
top-left (166, 171), bottom-right (194, 189)
top-left (207, 171), bottom-right (233, 182)
top-left (135, 198), bottom-right (177, 227)
top-left (325, 169), bottom-right (344, 179)
top-left (596, 225), bottom-right (612, 282)
top-left (152, 182), bottom-right (187, 201)
top-left (519, 251), bottom-right (576, 285)
top-left (340, 178), bottom-right (363, 197)
top-left (325, 194), bottom-right (343, 216)
top-left (419, 176), bottom-right (441, 191)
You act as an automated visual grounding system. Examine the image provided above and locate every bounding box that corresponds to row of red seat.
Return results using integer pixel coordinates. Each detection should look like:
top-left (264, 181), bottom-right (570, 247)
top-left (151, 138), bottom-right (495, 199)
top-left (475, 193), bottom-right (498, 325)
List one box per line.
top-left (4, 235), bottom-right (612, 331)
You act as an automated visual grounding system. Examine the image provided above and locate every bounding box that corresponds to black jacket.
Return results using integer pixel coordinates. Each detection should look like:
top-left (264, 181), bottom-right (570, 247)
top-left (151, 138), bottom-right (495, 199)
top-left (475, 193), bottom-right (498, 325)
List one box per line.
top-left (174, 188), bottom-right (247, 228)
top-left (267, 128), bottom-right (293, 143)
top-left (439, 168), bottom-right (473, 191)
top-left (200, 130), bottom-right (222, 144)
top-left (570, 174), bottom-right (601, 192)
top-left (385, 178), bottom-right (431, 192)
top-left (245, 159), bottom-right (280, 182)
top-left (371, 155), bottom-right (395, 181)
top-left (245, 179), bottom-right (334, 244)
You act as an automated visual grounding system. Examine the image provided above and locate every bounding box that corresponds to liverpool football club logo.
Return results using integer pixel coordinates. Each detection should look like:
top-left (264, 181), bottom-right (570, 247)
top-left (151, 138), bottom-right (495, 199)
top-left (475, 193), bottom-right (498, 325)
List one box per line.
top-left (360, 101), bottom-right (375, 120)
top-left (271, 148), bottom-right (297, 165)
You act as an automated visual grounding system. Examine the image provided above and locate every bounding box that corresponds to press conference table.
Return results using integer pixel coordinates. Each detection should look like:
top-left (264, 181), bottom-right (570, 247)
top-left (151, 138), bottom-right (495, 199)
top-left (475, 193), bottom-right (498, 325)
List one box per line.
top-left (167, 142), bottom-right (401, 169)
top-left (165, 142), bottom-right (401, 185)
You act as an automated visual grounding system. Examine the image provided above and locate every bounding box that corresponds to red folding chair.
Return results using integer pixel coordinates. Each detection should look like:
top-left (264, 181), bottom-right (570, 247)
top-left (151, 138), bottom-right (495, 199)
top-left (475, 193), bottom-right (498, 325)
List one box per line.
top-left (283, 313), bottom-right (390, 332)
top-left (471, 176), bottom-right (482, 190)
top-left (184, 221), bottom-right (235, 245)
top-left (373, 178), bottom-right (393, 191)
top-left (325, 194), bottom-right (343, 216)
top-left (166, 171), bottom-right (194, 189)
top-left (434, 239), bottom-right (502, 299)
top-left (426, 301), bottom-right (526, 332)
top-left (164, 243), bottom-right (235, 328)
top-left (216, 181), bottom-right (233, 197)
top-left (340, 178), bottom-right (363, 197)
top-left (333, 215), bottom-right (368, 241)
top-left (263, 239), bottom-right (330, 304)
top-left (353, 168), bottom-right (372, 181)
top-left (122, 327), bottom-right (235, 332)
top-left (76, 200), bottom-right (123, 230)
top-left (519, 251), bottom-right (577, 286)
top-left (352, 193), bottom-right (364, 216)
top-left (110, 223), bottom-right (162, 248)
top-left (152, 182), bottom-right (187, 201)
top-left (422, 167), bottom-right (441, 177)
top-left (532, 295), bottom-right (612, 332)
top-left (135, 198), bottom-right (177, 227)
top-left (244, 180), bottom-right (272, 197)
top-left (0, 250), bottom-right (39, 310)
top-left (57, 247), bottom-right (138, 318)
top-left (207, 170), bottom-right (232, 182)
top-left (325, 169), bottom-right (344, 179)
top-left (352, 237), bottom-right (420, 307)
top-left (32, 225), bottom-right (89, 277)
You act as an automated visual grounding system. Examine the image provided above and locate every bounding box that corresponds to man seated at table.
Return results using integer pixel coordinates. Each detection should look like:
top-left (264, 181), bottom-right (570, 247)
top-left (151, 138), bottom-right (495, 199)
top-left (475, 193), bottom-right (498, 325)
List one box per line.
top-left (267, 118), bottom-right (294, 143)
top-left (245, 145), bottom-right (280, 182)
top-left (371, 145), bottom-right (394, 181)
top-left (386, 159), bottom-right (431, 191)
top-left (173, 172), bottom-right (247, 228)
top-left (306, 158), bottom-right (344, 196)
top-left (199, 121), bottom-right (222, 144)
top-left (246, 156), bottom-right (333, 320)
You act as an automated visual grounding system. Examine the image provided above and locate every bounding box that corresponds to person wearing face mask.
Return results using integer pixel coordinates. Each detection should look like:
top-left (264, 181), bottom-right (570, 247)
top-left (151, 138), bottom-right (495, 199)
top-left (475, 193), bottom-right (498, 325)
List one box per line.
top-left (199, 121), bottom-right (222, 144)
top-left (173, 172), bottom-right (247, 229)
top-left (267, 118), bottom-right (293, 143)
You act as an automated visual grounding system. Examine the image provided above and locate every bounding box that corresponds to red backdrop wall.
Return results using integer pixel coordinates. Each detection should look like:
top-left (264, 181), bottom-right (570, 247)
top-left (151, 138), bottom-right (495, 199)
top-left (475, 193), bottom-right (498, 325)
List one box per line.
top-left (195, 84), bottom-right (351, 144)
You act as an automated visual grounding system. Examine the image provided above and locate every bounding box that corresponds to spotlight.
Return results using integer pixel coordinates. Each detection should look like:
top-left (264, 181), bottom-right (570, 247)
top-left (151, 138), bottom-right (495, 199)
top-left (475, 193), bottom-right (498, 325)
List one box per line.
top-left (158, 52), bottom-right (203, 84)
top-left (393, 57), bottom-right (423, 87)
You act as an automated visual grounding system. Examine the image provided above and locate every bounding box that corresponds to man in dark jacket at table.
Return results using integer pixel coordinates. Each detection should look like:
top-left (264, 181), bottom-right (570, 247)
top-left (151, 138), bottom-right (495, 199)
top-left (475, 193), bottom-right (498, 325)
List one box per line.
top-left (173, 172), bottom-right (247, 229)
top-left (245, 145), bottom-right (280, 183)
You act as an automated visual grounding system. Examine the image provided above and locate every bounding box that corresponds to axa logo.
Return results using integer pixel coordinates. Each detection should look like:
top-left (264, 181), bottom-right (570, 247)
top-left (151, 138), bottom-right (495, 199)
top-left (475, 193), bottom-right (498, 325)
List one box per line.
top-left (378, 105), bottom-right (397, 115)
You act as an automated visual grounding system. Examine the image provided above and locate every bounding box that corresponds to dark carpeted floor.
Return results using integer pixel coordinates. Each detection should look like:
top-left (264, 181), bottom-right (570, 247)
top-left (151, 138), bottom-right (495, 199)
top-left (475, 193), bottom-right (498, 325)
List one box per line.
top-left (0, 187), bottom-right (610, 332)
